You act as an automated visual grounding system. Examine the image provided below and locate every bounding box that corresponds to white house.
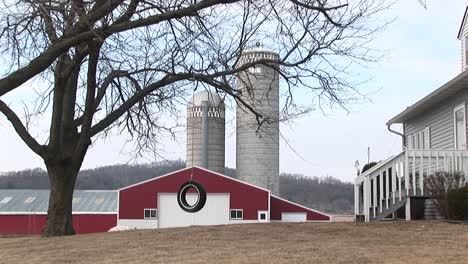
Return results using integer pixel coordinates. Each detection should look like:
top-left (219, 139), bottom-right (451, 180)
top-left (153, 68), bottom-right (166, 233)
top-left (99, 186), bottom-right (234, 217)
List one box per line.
top-left (355, 6), bottom-right (468, 222)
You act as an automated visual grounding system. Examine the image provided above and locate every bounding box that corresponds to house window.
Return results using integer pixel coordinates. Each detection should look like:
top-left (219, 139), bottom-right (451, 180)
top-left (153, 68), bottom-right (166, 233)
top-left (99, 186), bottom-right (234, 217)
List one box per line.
top-left (258, 211), bottom-right (268, 221)
top-left (454, 103), bottom-right (466, 149)
top-left (0, 197), bottom-right (12, 204)
top-left (144, 209), bottom-right (157, 219)
top-left (230, 209), bottom-right (243, 220)
top-left (72, 197), bottom-right (81, 204)
top-left (407, 126), bottom-right (430, 150)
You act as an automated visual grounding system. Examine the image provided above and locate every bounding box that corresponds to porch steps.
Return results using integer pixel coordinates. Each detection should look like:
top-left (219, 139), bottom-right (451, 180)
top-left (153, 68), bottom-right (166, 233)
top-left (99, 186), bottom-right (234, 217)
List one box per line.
top-left (371, 197), bottom-right (407, 221)
top-left (424, 199), bottom-right (444, 220)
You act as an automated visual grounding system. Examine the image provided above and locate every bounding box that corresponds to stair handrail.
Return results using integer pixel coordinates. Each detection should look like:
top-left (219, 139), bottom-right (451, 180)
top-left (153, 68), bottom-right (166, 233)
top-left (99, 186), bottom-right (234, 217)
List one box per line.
top-left (355, 151), bottom-right (406, 184)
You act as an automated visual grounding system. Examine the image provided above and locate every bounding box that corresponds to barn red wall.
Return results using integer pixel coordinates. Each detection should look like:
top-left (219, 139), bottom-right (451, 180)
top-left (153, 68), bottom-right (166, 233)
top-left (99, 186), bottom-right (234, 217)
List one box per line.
top-left (119, 167), bottom-right (269, 220)
top-left (0, 215), bottom-right (47, 235)
top-left (270, 196), bottom-right (330, 221)
top-left (0, 214), bottom-right (116, 235)
top-left (73, 215), bottom-right (117, 234)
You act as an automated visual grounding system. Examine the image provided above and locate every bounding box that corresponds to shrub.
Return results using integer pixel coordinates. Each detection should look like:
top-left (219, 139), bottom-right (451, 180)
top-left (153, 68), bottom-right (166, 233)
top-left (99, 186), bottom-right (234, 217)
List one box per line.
top-left (447, 185), bottom-right (468, 221)
top-left (361, 162), bottom-right (378, 174)
top-left (425, 171), bottom-right (467, 220)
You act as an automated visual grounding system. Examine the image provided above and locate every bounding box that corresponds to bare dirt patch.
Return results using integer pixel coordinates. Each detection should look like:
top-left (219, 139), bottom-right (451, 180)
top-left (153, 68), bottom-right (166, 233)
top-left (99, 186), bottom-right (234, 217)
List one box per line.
top-left (0, 221), bottom-right (467, 264)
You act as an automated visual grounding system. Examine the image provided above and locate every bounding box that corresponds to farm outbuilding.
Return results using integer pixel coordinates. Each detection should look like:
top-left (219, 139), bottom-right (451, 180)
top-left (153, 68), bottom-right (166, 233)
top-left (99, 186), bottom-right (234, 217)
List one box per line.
top-left (0, 190), bottom-right (117, 235)
top-left (118, 167), bottom-right (331, 229)
top-left (0, 167), bottom-right (330, 235)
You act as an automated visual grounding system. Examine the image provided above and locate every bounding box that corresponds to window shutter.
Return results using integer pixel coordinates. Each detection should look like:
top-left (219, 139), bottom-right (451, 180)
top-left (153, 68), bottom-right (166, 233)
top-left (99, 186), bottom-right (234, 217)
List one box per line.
top-left (424, 126), bottom-right (431, 149)
top-left (407, 135), bottom-right (413, 150)
top-left (465, 36), bottom-right (468, 67)
top-left (418, 132), bottom-right (422, 149)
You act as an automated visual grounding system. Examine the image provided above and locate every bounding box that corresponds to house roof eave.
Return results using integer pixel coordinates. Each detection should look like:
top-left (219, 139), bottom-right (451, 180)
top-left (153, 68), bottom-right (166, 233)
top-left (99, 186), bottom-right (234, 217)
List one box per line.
top-left (386, 70), bottom-right (468, 126)
top-left (458, 6), bottom-right (468, 39)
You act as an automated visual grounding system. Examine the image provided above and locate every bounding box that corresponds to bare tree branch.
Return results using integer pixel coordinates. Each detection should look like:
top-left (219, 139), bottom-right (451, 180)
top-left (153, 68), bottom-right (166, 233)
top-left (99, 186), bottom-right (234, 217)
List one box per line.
top-left (0, 100), bottom-right (47, 157)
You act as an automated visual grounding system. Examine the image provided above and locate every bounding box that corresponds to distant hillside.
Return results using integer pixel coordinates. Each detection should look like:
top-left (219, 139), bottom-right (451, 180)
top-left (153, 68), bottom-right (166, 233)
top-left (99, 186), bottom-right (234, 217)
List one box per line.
top-left (0, 161), bottom-right (353, 214)
top-left (280, 174), bottom-right (353, 214)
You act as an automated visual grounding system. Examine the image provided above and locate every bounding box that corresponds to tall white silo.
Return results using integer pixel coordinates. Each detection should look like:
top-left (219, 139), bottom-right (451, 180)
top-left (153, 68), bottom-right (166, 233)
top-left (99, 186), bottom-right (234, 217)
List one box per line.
top-left (186, 91), bottom-right (225, 174)
top-left (236, 47), bottom-right (280, 195)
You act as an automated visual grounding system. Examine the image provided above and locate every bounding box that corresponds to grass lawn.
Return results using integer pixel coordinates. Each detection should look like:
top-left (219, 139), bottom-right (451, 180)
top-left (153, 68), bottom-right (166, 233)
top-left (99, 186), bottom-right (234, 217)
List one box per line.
top-left (0, 221), bottom-right (467, 264)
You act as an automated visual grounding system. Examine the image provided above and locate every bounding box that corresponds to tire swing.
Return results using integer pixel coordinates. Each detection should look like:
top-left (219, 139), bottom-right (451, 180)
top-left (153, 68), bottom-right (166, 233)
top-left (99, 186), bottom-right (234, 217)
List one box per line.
top-left (177, 181), bottom-right (207, 213)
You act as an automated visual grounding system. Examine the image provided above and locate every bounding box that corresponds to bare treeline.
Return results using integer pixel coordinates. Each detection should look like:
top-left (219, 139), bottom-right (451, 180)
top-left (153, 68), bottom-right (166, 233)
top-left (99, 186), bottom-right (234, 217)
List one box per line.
top-left (0, 163), bottom-right (353, 213)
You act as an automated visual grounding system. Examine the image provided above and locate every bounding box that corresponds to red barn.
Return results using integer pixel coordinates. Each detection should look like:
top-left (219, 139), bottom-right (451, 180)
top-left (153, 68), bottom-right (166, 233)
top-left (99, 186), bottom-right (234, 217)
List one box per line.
top-left (117, 167), bottom-right (330, 229)
top-left (0, 167), bottom-right (330, 235)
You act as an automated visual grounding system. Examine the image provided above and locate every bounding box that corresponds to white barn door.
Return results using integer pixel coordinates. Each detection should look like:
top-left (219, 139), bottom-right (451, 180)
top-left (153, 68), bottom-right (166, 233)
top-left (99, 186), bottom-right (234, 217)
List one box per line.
top-left (281, 212), bottom-right (307, 222)
top-left (158, 193), bottom-right (230, 228)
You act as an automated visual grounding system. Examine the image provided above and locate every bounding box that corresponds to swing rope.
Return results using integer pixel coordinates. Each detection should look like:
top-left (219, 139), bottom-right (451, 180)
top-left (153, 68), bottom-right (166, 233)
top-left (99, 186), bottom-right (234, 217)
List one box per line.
top-left (190, 84), bottom-right (195, 184)
top-left (189, 46), bottom-right (197, 184)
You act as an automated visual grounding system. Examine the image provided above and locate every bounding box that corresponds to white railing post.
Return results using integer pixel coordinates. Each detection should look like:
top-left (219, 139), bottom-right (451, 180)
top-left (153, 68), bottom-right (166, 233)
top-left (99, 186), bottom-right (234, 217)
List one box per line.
top-left (420, 151), bottom-right (424, 196)
top-left (354, 184), bottom-right (360, 216)
top-left (451, 151), bottom-right (455, 173)
top-left (398, 160), bottom-right (402, 201)
top-left (428, 152), bottom-right (432, 177)
top-left (369, 177), bottom-right (372, 211)
top-left (405, 152), bottom-right (410, 196)
top-left (412, 153), bottom-right (417, 196)
top-left (364, 177), bottom-right (370, 222)
top-left (444, 152), bottom-right (448, 172)
top-left (458, 151), bottom-right (463, 172)
top-left (464, 152), bottom-right (468, 177)
top-left (392, 161), bottom-right (396, 205)
top-left (373, 176), bottom-right (377, 218)
top-left (379, 171), bottom-right (383, 213)
top-left (385, 167), bottom-right (390, 210)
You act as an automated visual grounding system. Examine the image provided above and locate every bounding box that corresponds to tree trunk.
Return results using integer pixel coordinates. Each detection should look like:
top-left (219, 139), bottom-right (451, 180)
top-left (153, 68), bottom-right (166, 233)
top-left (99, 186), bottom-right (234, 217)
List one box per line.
top-left (42, 163), bottom-right (79, 237)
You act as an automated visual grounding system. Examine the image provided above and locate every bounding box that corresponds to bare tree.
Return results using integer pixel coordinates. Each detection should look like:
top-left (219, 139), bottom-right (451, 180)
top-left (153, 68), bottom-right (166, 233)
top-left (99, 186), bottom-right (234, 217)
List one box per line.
top-left (0, 0), bottom-right (387, 236)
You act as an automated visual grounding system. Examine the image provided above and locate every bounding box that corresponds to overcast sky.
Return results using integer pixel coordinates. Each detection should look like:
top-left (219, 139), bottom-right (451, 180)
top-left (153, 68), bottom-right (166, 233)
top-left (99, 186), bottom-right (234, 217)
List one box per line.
top-left (1, 1), bottom-right (467, 182)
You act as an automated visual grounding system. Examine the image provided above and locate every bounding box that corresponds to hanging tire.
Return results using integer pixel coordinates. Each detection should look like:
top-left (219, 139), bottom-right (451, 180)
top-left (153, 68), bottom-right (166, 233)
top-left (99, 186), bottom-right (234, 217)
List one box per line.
top-left (177, 181), bottom-right (207, 213)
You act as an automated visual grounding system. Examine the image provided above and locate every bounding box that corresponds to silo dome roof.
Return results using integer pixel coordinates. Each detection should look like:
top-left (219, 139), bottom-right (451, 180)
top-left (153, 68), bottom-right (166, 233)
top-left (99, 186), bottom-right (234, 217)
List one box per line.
top-left (242, 42), bottom-right (278, 56)
top-left (243, 47), bottom-right (278, 55)
top-left (189, 91), bottom-right (224, 107)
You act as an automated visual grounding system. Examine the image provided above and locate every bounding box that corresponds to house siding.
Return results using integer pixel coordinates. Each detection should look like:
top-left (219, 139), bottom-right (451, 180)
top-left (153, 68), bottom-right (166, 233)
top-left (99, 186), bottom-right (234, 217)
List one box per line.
top-left (405, 88), bottom-right (468, 150)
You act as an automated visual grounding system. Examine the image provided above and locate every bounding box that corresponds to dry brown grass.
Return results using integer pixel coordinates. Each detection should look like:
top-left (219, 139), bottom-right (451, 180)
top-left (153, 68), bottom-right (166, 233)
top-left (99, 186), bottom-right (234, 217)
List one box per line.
top-left (0, 221), bottom-right (467, 264)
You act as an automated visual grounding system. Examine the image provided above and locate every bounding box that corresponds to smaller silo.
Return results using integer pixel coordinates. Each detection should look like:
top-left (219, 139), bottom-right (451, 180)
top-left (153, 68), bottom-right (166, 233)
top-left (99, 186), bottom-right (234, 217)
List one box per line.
top-left (186, 91), bottom-right (226, 174)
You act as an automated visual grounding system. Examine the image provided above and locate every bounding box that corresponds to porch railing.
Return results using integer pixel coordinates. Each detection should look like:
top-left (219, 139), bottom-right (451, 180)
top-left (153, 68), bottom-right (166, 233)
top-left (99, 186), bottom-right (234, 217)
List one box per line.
top-left (355, 149), bottom-right (468, 221)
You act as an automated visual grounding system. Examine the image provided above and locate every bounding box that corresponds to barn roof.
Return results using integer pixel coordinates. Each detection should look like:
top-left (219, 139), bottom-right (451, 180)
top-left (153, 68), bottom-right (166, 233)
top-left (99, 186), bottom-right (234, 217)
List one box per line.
top-left (118, 166), bottom-right (271, 193)
top-left (0, 190), bottom-right (117, 214)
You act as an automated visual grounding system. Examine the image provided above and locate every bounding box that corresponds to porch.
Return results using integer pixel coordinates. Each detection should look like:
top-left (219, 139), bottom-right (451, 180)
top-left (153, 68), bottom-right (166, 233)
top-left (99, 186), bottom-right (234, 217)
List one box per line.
top-left (354, 149), bottom-right (468, 222)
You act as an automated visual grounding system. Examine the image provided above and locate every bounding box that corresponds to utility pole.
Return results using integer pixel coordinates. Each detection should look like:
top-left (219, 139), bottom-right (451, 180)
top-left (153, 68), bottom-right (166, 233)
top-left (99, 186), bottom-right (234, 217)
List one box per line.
top-left (367, 147), bottom-right (370, 164)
